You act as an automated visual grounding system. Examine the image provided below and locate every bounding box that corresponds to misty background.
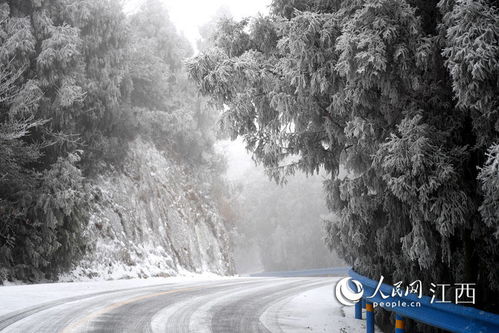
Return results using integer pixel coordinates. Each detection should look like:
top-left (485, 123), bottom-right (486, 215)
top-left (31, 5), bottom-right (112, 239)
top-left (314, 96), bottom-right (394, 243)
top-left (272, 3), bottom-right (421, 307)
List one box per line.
top-left (217, 139), bottom-right (344, 273)
top-left (152, 0), bottom-right (344, 274)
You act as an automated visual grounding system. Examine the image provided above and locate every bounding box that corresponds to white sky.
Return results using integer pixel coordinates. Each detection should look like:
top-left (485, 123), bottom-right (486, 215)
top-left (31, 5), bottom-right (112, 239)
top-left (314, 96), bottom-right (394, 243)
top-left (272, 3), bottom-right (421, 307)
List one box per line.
top-left (126, 0), bottom-right (271, 51)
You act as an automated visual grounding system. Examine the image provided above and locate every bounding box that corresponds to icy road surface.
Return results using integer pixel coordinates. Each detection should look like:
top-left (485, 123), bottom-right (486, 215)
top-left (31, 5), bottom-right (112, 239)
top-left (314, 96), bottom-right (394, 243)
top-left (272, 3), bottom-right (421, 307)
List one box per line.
top-left (0, 276), bottom-right (372, 332)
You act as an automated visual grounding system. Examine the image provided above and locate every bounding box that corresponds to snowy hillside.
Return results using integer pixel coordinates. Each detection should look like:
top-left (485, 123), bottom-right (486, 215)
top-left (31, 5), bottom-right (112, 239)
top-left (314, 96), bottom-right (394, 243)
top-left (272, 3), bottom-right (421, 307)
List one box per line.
top-left (61, 138), bottom-right (234, 281)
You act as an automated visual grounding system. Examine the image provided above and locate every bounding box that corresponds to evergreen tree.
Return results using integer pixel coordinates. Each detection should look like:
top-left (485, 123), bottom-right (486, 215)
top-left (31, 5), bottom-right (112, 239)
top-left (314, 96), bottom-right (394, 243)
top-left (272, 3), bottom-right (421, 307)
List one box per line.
top-left (0, 0), bottom-right (127, 281)
top-left (0, 0), bottom-right (232, 282)
top-left (129, 0), bottom-right (220, 167)
top-left (187, 0), bottom-right (499, 321)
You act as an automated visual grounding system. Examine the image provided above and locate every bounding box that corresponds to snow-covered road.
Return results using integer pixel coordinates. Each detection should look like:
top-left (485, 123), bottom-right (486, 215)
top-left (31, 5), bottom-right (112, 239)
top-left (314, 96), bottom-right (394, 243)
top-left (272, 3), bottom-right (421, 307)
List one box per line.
top-left (0, 276), bottom-right (371, 332)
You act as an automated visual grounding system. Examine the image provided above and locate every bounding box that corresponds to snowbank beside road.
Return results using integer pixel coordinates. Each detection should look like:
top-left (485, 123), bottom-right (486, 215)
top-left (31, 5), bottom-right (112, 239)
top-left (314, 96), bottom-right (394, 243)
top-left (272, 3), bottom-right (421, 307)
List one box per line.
top-left (261, 281), bottom-right (381, 332)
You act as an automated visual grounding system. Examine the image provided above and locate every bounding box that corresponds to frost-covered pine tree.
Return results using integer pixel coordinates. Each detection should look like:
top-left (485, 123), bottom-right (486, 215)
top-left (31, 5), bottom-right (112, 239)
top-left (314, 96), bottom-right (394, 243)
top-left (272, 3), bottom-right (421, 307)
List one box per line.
top-left (1, 0), bottom-right (233, 282)
top-left (0, 0), bottom-right (129, 281)
top-left (187, 0), bottom-right (499, 322)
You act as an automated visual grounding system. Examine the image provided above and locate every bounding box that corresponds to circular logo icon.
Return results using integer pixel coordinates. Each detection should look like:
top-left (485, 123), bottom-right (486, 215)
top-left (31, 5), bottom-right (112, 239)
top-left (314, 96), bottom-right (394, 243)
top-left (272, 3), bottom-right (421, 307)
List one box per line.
top-left (335, 277), bottom-right (364, 306)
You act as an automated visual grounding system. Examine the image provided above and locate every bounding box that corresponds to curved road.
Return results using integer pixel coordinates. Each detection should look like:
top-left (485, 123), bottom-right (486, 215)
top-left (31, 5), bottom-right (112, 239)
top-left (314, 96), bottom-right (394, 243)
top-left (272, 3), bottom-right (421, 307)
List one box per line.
top-left (0, 277), bottom-right (337, 333)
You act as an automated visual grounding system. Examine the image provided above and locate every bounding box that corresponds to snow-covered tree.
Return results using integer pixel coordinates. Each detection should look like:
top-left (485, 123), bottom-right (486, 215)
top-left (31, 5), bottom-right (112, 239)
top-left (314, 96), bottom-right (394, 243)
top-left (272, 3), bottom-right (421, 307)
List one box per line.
top-left (0, 0), bottom-right (129, 281)
top-left (187, 0), bottom-right (499, 319)
top-left (0, 0), bottom-right (234, 282)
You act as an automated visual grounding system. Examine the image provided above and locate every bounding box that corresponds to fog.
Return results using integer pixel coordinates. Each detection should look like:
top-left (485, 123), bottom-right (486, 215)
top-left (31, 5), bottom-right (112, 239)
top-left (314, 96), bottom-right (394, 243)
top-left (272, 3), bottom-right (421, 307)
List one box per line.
top-left (125, 0), bottom-right (270, 51)
top-left (217, 140), bottom-right (344, 274)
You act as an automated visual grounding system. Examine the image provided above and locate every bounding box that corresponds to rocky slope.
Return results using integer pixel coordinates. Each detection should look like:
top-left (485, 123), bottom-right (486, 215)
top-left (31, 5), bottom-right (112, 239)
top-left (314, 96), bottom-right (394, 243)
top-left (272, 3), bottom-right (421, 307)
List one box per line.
top-left (61, 138), bottom-right (234, 280)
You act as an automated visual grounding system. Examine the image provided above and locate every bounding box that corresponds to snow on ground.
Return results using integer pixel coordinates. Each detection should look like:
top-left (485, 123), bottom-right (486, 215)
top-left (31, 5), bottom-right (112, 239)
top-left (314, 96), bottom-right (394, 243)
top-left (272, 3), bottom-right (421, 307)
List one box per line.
top-left (2, 276), bottom-right (382, 332)
top-left (0, 273), bottom-right (224, 316)
top-left (261, 281), bottom-right (382, 333)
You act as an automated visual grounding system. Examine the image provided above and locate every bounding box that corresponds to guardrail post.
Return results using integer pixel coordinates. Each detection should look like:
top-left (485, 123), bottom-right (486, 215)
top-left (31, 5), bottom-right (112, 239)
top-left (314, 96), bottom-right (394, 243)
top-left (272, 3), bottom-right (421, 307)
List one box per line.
top-left (366, 301), bottom-right (374, 333)
top-left (395, 314), bottom-right (405, 333)
top-left (355, 300), bottom-right (362, 319)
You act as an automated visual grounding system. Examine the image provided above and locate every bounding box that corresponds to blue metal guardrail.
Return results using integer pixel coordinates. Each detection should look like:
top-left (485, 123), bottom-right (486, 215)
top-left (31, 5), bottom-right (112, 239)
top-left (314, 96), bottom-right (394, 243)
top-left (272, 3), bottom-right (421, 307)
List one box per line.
top-left (349, 269), bottom-right (499, 333)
